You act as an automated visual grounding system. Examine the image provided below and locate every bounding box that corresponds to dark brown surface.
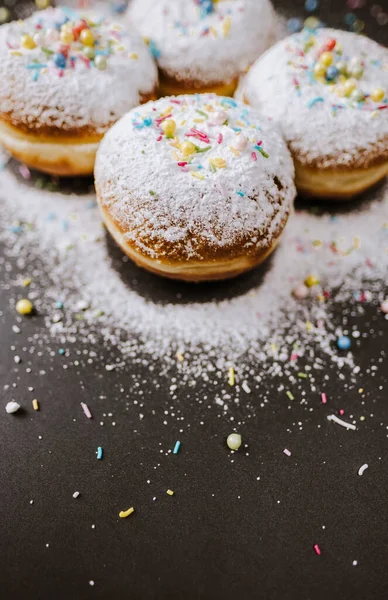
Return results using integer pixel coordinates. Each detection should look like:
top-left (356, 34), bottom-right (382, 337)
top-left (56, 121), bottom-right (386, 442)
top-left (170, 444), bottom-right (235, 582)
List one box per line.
top-left (0, 2), bottom-right (388, 599)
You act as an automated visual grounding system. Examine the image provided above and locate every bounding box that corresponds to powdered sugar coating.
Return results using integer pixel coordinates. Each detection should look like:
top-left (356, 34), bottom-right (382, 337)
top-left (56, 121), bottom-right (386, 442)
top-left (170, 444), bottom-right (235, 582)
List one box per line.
top-left (236, 28), bottom-right (388, 169)
top-left (127, 0), bottom-right (275, 86)
top-left (0, 6), bottom-right (158, 135)
top-left (95, 94), bottom-right (295, 261)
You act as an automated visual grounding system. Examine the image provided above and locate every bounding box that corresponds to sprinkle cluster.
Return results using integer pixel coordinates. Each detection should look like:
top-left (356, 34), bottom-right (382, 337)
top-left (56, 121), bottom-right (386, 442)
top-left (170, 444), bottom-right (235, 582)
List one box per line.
top-left (287, 26), bottom-right (387, 114)
top-left (131, 95), bottom-right (269, 186)
top-left (6, 6), bottom-right (137, 81)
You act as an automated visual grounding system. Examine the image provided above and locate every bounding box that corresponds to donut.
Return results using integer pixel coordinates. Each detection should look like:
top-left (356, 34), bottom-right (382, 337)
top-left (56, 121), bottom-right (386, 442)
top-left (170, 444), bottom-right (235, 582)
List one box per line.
top-left (95, 94), bottom-right (296, 282)
top-left (0, 6), bottom-right (158, 176)
top-left (236, 27), bottom-right (388, 199)
top-left (127, 0), bottom-right (276, 98)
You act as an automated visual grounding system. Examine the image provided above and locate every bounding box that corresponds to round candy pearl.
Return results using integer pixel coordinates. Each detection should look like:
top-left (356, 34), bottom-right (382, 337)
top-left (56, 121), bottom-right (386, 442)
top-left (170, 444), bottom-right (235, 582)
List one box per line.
top-left (234, 133), bottom-right (248, 151)
top-left (351, 89), bottom-right (364, 103)
top-left (21, 34), bottom-right (36, 50)
top-left (337, 336), bottom-right (351, 350)
top-left (371, 87), bottom-right (385, 103)
top-left (380, 300), bottom-right (388, 314)
top-left (80, 29), bottom-right (95, 47)
top-left (336, 60), bottom-right (348, 75)
top-left (16, 298), bottom-right (33, 315)
top-left (60, 29), bottom-right (74, 45)
top-left (83, 46), bottom-right (95, 60)
top-left (343, 79), bottom-right (356, 97)
top-left (181, 141), bottom-right (196, 156)
top-left (161, 119), bottom-right (176, 138)
top-left (46, 28), bottom-right (59, 44)
top-left (212, 109), bottom-right (227, 125)
top-left (292, 283), bottom-right (309, 300)
top-left (33, 32), bottom-right (45, 47)
top-left (227, 433), bottom-right (242, 451)
top-left (326, 66), bottom-right (339, 81)
top-left (54, 52), bottom-right (67, 69)
top-left (325, 38), bottom-right (336, 51)
top-left (304, 274), bottom-right (320, 288)
top-left (314, 62), bottom-right (326, 78)
top-left (94, 54), bottom-right (107, 70)
top-left (349, 57), bottom-right (362, 70)
top-left (350, 65), bottom-right (364, 79)
top-left (320, 51), bottom-right (333, 67)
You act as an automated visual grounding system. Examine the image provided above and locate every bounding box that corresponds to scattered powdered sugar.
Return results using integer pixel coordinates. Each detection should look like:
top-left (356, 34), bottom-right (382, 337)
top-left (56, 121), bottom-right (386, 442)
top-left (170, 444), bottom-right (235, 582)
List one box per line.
top-left (0, 7), bottom-right (157, 134)
top-left (0, 151), bottom-right (387, 379)
top-left (128, 0), bottom-right (276, 85)
top-left (95, 95), bottom-right (295, 260)
top-left (236, 28), bottom-right (388, 168)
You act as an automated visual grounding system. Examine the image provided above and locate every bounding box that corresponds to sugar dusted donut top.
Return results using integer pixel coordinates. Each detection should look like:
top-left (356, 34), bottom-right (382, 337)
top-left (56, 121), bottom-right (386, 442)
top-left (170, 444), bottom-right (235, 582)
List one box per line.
top-left (128, 0), bottom-right (275, 86)
top-left (0, 6), bottom-right (157, 136)
top-left (95, 95), bottom-right (295, 262)
top-left (237, 28), bottom-right (388, 169)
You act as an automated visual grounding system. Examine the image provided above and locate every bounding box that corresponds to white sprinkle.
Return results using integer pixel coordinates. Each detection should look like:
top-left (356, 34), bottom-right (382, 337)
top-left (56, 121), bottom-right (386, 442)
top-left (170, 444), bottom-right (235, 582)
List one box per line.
top-left (12, 325), bottom-right (21, 334)
top-left (80, 402), bottom-right (92, 419)
top-left (327, 414), bottom-right (356, 430)
top-left (72, 491), bottom-right (80, 499)
top-left (241, 381), bottom-right (251, 394)
top-left (358, 463), bottom-right (368, 476)
top-left (283, 448), bottom-right (292, 457)
top-left (14, 355), bottom-right (21, 364)
top-left (352, 560), bottom-right (358, 566)
top-left (5, 401), bottom-right (20, 414)
top-left (89, 580), bottom-right (95, 587)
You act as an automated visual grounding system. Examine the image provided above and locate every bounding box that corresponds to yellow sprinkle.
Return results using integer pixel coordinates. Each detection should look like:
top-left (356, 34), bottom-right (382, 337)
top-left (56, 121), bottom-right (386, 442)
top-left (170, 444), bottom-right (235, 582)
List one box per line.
top-left (193, 118), bottom-right (205, 123)
top-left (169, 138), bottom-right (181, 150)
top-left (172, 150), bottom-right (180, 162)
top-left (23, 278), bottom-right (31, 287)
top-left (191, 171), bottom-right (205, 180)
top-left (270, 343), bottom-right (277, 352)
top-left (209, 157), bottom-right (226, 169)
top-left (10, 51), bottom-right (23, 57)
top-left (161, 105), bottom-right (173, 117)
top-left (358, 388), bottom-right (364, 394)
top-left (209, 26), bottom-right (218, 37)
top-left (117, 45), bottom-right (125, 52)
top-left (228, 367), bottom-right (235, 386)
top-left (222, 15), bottom-right (232, 37)
top-left (317, 294), bottom-right (325, 302)
top-left (180, 120), bottom-right (186, 126)
top-left (353, 236), bottom-right (360, 249)
top-left (176, 352), bottom-right (184, 362)
top-left (235, 120), bottom-right (245, 127)
top-left (306, 321), bottom-right (313, 331)
top-left (166, 489), bottom-right (174, 496)
top-left (304, 274), bottom-right (320, 288)
top-left (360, 416), bottom-right (365, 421)
top-left (32, 399), bottom-right (39, 411)
top-left (119, 507), bottom-right (134, 518)
top-left (312, 240), bottom-right (322, 247)
top-left (229, 146), bottom-right (240, 157)
top-left (129, 52), bottom-right (138, 60)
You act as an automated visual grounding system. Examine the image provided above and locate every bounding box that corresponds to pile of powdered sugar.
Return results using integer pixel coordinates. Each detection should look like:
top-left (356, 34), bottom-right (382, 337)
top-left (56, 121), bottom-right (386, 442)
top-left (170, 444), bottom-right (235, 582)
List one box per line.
top-left (0, 150), bottom-right (387, 379)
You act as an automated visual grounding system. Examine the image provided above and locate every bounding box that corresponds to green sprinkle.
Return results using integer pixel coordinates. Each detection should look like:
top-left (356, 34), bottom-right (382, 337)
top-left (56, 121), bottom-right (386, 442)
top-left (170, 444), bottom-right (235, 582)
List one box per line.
top-left (196, 109), bottom-right (208, 118)
top-left (149, 190), bottom-right (156, 195)
top-left (258, 148), bottom-right (269, 158)
top-left (194, 144), bottom-right (211, 154)
top-left (298, 372), bottom-right (308, 379)
top-left (286, 391), bottom-right (294, 401)
top-left (41, 47), bottom-right (54, 56)
top-left (209, 163), bottom-right (216, 173)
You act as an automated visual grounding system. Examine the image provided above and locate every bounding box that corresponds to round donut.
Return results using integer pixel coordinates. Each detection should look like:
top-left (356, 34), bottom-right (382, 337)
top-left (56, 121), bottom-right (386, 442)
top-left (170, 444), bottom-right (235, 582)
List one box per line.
top-left (95, 94), bottom-right (296, 282)
top-left (0, 6), bottom-right (158, 176)
top-left (127, 0), bottom-right (276, 98)
top-left (236, 27), bottom-right (388, 199)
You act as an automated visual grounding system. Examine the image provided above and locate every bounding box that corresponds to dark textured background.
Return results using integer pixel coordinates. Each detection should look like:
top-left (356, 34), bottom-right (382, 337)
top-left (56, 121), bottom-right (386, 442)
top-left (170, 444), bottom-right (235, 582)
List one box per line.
top-left (0, 1), bottom-right (388, 599)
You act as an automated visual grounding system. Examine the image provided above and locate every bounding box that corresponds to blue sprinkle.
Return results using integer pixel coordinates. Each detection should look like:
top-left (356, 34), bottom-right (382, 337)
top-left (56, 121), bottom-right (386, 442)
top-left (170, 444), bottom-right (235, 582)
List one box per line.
top-left (58, 348), bottom-right (65, 355)
top-left (287, 17), bottom-right (303, 33)
top-left (221, 98), bottom-right (237, 108)
top-left (97, 446), bottom-right (103, 460)
top-left (307, 96), bottom-right (324, 108)
top-left (9, 225), bottom-right (22, 233)
top-left (26, 63), bottom-right (47, 69)
top-left (62, 220), bottom-right (69, 231)
top-left (231, 127), bottom-right (242, 132)
top-left (305, 0), bottom-right (319, 11)
top-left (56, 301), bottom-right (64, 309)
top-left (173, 441), bottom-right (181, 455)
top-left (87, 200), bottom-right (97, 208)
top-left (344, 12), bottom-right (357, 26)
top-left (236, 190), bottom-right (245, 197)
top-left (32, 70), bottom-right (39, 82)
top-left (337, 336), bottom-right (351, 350)
top-left (148, 40), bottom-right (161, 59)
top-left (46, 212), bottom-right (57, 222)
top-left (143, 117), bottom-right (153, 127)
top-left (54, 53), bottom-right (66, 69)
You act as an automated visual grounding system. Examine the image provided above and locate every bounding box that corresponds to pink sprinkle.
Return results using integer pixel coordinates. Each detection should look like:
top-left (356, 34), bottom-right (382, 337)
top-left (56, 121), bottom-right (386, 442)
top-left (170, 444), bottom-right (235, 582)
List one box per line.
top-left (290, 353), bottom-right (298, 361)
top-left (170, 99), bottom-right (182, 105)
top-left (251, 152), bottom-right (257, 161)
top-left (177, 161), bottom-right (188, 167)
top-left (217, 133), bottom-right (223, 144)
top-left (78, 55), bottom-right (90, 69)
top-left (257, 140), bottom-right (262, 146)
top-left (80, 402), bottom-right (92, 419)
top-left (339, 409), bottom-right (344, 416)
top-left (283, 448), bottom-right (291, 457)
top-left (314, 544), bottom-right (321, 556)
top-left (321, 393), bottom-right (327, 404)
top-left (58, 70), bottom-right (64, 78)
top-left (185, 128), bottom-right (210, 144)
top-left (155, 114), bottom-right (172, 126)
top-left (156, 135), bottom-right (163, 142)
top-left (19, 164), bottom-right (31, 180)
